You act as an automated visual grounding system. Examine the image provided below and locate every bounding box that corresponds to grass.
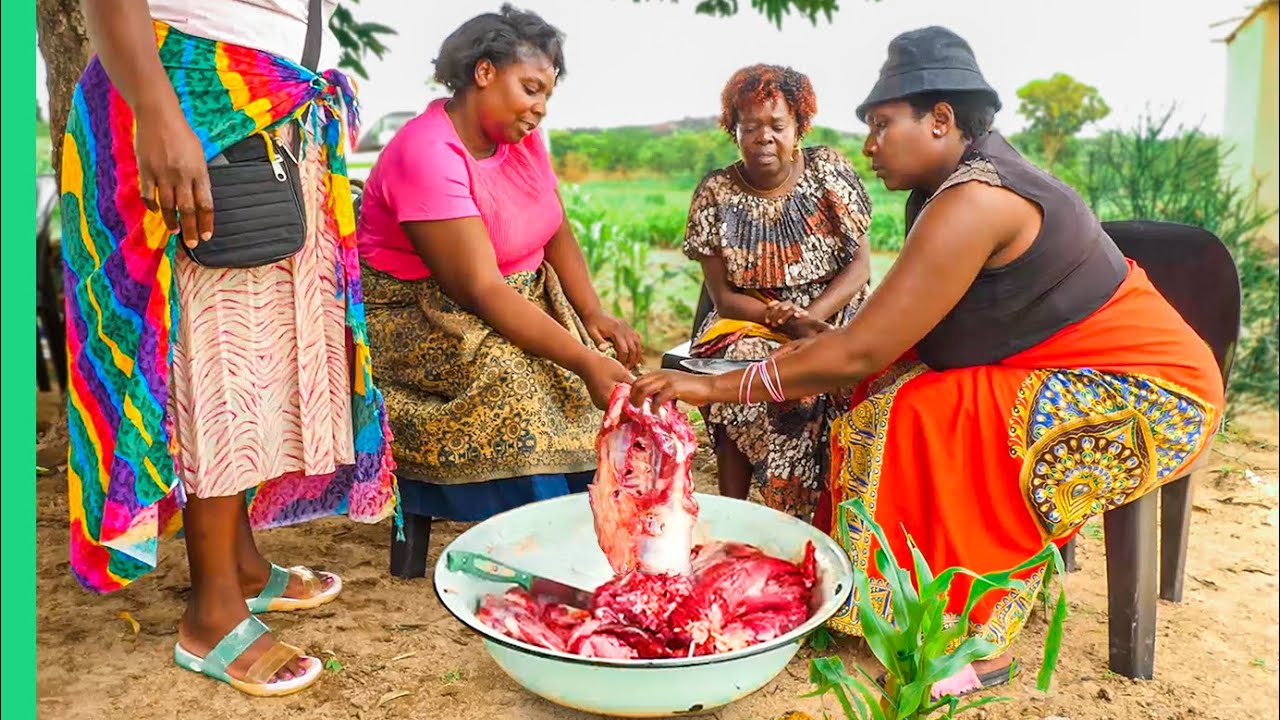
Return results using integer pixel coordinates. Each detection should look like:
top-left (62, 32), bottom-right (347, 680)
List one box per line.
top-left (573, 175), bottom-right (700, 210)
top-left (566, 173), bottom-right (902, 349)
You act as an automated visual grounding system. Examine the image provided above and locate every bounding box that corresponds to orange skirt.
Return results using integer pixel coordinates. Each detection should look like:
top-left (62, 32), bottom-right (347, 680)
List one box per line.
top-left (813, 261), bottom-right (1224, 655)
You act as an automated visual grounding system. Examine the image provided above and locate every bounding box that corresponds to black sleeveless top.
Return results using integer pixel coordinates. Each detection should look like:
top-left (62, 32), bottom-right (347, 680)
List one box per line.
top-left (906, 132), bottom-right (1128, 370)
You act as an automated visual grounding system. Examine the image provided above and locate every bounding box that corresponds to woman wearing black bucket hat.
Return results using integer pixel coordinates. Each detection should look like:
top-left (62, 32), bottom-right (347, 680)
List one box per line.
top-left (630, 26), bottom-right (1225, 699)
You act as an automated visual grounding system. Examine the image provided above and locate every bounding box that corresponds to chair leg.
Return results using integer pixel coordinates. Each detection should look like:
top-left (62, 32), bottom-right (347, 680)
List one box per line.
top-left (1159, 475), bottom-right (1194, 602)
top-left (1062, 536), bottom-right (1077, 572)
top-left (390, 512), bottom-right (432, 579)
top-left (40, 281), bottom-right (68, 393)
top-left (1104, 492), bottom-right (1159, 680)
top-left (36, 329), bottom-right (52, 393)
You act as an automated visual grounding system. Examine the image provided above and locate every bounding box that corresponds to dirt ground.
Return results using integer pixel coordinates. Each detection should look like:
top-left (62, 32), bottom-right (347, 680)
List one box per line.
top-left (34, 392), bottom-right (1280, 720)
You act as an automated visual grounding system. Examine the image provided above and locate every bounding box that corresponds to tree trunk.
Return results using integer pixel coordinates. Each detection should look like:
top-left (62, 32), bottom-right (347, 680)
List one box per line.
top-left (1041, 132), bottom-right (1062, 173)
top-left (36, 0), bottom-right (92, 182)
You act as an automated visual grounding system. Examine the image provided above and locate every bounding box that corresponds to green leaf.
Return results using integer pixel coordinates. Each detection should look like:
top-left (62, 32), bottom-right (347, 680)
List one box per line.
top-left (850, 502), bottom-right (915, 628)
top-left (356, 21), bottom-right (396, 35)
top-left (1036, 578), bottom-right (1070, 691)
top-left (854, 566), bottom-right (907, 681)
top-left (339, 57), bottom-right (369, 81)
top-left (873, 545), bottom-right (918, 637)
top-left (895, 679), bottom-right (927, 716)
top-left (922, 635), bottom-right (999, 685)
top-left (807, 627), bottom-right (834, 652)
top-left (846, 675), bottom-right (889, 720)
top-left (329, 5), bottom-right (353, 24)
top-left (921, 614), bottom-right (967, 664)
top-left (907, 537), bottom-right (935, 597)
top-left (804, 657), bottom-right (863, 719)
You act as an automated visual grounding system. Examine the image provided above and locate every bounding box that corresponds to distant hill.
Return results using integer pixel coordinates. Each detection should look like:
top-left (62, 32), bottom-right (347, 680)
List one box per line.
top-left (558, 116), bottom-right (721, 134)
top-left (557, 116), bottom-right (865, 143)
top-left (547, 117), bottom-right (870, 181)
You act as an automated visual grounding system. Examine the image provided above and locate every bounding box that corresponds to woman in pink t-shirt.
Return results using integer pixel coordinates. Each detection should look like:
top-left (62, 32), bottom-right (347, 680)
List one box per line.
top-left (357, 6), bottom-right (640, 547)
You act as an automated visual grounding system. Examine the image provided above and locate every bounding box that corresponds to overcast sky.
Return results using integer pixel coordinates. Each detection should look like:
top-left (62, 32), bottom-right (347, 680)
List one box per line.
top-left (36, 1), bottom-right (1256, 136)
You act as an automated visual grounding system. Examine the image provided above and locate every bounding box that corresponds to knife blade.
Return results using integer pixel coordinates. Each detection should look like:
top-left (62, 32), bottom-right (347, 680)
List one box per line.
top-left (446, 550), bottom-right (595, 609)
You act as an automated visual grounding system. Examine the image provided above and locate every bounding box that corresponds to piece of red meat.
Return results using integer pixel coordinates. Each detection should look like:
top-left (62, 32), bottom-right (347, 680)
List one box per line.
top-left (568, 619), bottom-right (671, 660)
top-left (676, 541), bottom-right (818, 656)
top-left (589, 384), bottom-right (698, 576)
top-left (475, 588), bottom-right (573, 653)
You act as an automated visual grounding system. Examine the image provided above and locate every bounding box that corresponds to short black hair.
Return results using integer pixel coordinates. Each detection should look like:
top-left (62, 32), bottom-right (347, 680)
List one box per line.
top-left (433, 4), bottom-right (566, 93)
top-left (904, 91), bottom-right (997, 140)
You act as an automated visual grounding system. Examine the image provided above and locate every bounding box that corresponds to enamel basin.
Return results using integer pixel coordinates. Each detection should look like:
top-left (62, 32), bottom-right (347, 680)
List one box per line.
top-left (434, 492), bottom-right (853, 718)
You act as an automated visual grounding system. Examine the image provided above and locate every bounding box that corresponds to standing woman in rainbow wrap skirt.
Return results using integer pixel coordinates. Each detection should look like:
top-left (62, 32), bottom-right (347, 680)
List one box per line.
top-left (60, 0), bottom-right (396, 696)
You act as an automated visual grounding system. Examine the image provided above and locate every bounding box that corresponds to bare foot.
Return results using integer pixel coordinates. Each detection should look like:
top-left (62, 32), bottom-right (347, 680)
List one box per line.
top-left (930, 654), bottom-right (1014, 699)
top-left (178, 602), bottom-right (311, 684)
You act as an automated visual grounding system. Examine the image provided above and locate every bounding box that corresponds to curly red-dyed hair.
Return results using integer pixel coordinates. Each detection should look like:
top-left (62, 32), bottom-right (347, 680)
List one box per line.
top-left (719, 64), bottom-right (817, 139)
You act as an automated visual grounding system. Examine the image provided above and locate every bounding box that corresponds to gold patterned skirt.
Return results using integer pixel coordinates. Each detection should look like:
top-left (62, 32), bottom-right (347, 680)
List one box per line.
top-left (362, 262), bottom-right (602, 499)
top-left (695, 280), bottom-right (868, 522)
top-left (813, 261), bottom-right (1225, 656)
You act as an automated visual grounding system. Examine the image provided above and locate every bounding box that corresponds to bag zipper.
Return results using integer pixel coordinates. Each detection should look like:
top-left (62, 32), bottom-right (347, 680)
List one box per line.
top-left (261, 132), bottom-right (288, 182)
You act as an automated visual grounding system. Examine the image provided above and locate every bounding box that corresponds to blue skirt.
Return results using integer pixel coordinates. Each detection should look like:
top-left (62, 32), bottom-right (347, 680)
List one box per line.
top-left (397, 470), bottom-right (596, 522)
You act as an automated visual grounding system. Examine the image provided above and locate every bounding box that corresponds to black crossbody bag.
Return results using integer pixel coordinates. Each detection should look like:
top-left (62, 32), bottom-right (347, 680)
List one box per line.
top-left (181, 0), bottom-right (323, 268)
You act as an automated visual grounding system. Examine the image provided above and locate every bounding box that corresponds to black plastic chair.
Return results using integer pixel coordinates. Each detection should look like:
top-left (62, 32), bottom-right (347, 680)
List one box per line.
top-left (660, 285), bottom-right (713, 370)
top-left (1071, 220), bottom-right (1240, 680)
top-left (659, 220), bottom-right (1241, 680)
top-left (36, 174), bottom-right (67, 394)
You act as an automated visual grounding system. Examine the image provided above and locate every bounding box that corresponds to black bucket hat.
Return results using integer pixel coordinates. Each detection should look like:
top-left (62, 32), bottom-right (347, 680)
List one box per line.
top-left (857, 26), bottom-right (1001, 120)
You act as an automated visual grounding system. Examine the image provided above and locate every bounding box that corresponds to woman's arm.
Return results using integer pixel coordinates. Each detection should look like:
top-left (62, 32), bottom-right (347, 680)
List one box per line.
top-left (699, 255), bottom-right (772, 324)
top-left (403, 217), bottom-right (632, 408)
top-left (632, 181), bottom-right (1033, 408)
top-left (543, 214), bottom-right (643, 368)
top-left (803, 149), bottom-right (875, 322)
top-left (805, 245), bottom-right (871, 322)
top-left (83, 0), bottom-right (214, 244)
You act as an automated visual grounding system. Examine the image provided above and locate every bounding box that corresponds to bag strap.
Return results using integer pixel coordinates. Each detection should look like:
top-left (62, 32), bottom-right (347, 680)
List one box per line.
top-left (302, 0), bottom-right (323, 71)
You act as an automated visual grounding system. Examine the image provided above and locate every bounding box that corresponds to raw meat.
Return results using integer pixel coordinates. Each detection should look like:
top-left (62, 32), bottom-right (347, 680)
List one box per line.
top-left (475, 588), bottom-right (589, 653)
top-left (474, 384), bottom-right (818, 660)
top-left (477, 541), bottom-right (817, 660)
top-left (589, 384), bottom-right (699, 576)
top-left (678, 540), bottom-right (818, 655)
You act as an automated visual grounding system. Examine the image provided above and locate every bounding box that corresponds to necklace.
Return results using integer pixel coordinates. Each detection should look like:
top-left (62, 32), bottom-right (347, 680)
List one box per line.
top-left (736, 149), bottom-right (801, 195)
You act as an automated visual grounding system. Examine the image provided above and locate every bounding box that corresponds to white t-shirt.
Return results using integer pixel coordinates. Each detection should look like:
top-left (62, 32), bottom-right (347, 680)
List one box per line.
top-left (148, 0), bottom-right (341, 67)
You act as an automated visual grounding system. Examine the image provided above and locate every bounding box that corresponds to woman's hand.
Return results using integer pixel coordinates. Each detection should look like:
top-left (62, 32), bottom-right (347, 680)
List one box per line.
top-left (583, 311), bottom-right (644, 370)
top-left (628, 369), bottom-right (716, 411)
top-left (780, 315), bottom-right (832, 340)
top-left (763, 300), bottom-right (807, 329)
top-left (135, 105), bottom-right (214, 248)
top-left (582, 354), bottom-right (636, 410)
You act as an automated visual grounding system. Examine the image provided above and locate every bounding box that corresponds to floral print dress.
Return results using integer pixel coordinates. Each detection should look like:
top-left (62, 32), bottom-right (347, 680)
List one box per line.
top-left (684, 145), bottom-right (873, 521)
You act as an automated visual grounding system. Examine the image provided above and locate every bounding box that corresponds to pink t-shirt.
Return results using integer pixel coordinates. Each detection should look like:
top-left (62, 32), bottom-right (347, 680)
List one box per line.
top-left (357, 98), bottom-right (564, 281)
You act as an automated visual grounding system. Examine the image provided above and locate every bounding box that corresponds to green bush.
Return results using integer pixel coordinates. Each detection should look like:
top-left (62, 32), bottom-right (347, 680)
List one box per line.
top-left (1073, 108), bottom-right (1279, 410)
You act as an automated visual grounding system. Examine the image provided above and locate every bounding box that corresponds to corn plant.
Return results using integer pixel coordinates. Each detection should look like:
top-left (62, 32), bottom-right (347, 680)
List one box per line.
top-left (608, 237), bottom-right (698, 344)
top-left (563, 184), bottom-right (619, 280)
top-left (803, 498), bottom-right (1068, 720)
